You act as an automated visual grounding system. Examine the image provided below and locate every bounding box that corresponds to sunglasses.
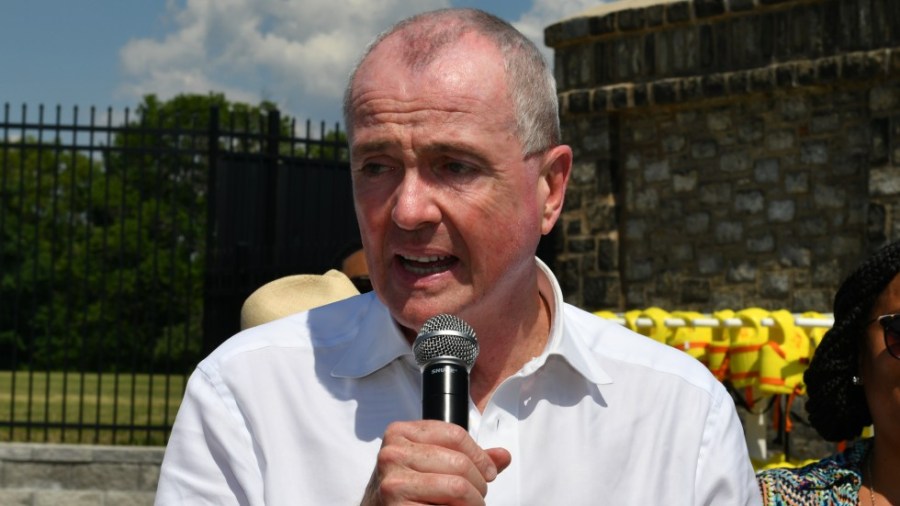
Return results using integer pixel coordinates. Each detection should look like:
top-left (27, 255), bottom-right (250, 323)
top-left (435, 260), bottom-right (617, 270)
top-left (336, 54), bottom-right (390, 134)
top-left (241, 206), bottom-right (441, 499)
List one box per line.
top-left (867, 313), bottom-right (900, 360)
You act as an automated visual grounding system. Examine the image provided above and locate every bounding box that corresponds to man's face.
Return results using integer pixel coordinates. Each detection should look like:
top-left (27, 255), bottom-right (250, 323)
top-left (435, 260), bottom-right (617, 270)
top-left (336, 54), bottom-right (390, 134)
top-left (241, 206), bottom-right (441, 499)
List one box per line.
top-left (348, 32), bottom-right (567, 337)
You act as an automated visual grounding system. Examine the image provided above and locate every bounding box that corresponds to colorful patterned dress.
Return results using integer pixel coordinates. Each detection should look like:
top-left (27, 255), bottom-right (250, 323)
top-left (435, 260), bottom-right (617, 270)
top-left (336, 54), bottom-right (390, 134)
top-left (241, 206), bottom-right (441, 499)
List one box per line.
top-left (756, 439), bottom-right (871, 505)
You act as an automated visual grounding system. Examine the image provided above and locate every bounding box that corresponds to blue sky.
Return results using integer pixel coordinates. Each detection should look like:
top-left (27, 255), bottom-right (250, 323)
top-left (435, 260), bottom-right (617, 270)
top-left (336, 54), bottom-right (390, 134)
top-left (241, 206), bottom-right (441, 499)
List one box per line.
top-left (1, 1), bottom-right (612, 127)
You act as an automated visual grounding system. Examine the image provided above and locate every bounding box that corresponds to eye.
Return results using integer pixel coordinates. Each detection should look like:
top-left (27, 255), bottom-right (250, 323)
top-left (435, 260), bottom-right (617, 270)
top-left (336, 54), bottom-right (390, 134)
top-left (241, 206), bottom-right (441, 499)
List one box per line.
top-left (442, 161), bottom-right (477, 176)
top-left (359, 162), bottom-right (393, 176)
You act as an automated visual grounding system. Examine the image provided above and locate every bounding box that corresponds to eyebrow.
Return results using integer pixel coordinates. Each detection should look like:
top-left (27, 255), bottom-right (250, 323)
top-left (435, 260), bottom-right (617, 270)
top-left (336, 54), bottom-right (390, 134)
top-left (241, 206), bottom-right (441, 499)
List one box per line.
top-left (351, 140), bottom-right (493, 167)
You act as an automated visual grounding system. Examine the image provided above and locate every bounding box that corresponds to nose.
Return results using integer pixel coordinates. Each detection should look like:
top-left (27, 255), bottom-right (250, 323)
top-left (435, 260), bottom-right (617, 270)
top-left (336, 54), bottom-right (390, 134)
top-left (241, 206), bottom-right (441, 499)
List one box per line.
top-left (391, 171), bottom-right (441, 231)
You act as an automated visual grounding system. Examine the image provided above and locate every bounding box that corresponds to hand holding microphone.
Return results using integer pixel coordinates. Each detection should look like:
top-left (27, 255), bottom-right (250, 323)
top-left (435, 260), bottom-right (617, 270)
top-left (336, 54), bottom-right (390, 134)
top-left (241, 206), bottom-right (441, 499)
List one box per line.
top-left (360, 315), bottom-right (511, 505)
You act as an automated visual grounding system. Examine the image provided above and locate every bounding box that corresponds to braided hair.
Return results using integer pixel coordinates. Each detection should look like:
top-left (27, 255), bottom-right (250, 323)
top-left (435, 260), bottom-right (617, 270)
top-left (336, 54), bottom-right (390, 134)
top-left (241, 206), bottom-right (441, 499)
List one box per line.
top-left (805, 240), bottom-right (900, 441)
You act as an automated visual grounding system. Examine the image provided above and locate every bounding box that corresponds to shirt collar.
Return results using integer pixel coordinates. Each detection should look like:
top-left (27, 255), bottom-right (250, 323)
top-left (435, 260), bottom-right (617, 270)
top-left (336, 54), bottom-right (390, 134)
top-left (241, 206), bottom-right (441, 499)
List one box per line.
top-left (330, 258), bottom-right (613, 385)
top-left (330, 293), bottom-right (414, 378)
top-left (535, 258), bottom-right (613, 386)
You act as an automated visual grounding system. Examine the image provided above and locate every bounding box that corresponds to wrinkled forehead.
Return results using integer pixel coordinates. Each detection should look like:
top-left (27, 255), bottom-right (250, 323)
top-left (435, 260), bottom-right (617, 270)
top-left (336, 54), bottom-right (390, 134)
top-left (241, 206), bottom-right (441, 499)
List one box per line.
top-left (350, 33), bottom-right (512, 118)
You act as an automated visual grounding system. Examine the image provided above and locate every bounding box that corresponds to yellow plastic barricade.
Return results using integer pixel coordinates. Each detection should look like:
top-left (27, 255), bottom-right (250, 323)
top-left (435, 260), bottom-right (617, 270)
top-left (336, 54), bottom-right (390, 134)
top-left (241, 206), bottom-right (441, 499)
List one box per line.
top-left (622, 309), bottom-right (643, 334)
top-left (759, 309), bottom-right (812, 396)
top-left (728, 308), bottom-right (770, 390)
top-left (668, 310), bottom-right (712, 365)
top-left (708, 309), bottom-right (735, 381)
top-left (635, 307), bottom-right (672, 344)
top-left (802, 311), bottom-right (830, 356)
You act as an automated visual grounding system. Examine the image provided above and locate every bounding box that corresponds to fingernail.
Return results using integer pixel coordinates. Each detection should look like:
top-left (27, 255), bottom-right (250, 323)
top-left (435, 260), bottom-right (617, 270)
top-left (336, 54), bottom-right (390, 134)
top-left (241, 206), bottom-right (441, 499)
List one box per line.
top-left (486, 464), bottom-right (497, 481)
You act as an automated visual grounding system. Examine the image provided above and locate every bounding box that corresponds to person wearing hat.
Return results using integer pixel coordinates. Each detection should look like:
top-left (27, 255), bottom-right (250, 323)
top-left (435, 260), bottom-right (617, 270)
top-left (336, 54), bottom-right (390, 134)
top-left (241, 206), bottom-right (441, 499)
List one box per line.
top-left (156, 8), bottom-right (758, 505)
top-left (757, 239), bottom-right (900, 505)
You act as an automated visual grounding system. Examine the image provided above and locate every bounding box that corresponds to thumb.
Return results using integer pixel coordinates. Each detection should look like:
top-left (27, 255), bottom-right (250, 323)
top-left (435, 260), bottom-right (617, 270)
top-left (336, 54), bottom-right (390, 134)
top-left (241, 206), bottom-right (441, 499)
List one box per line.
top-left (485, 447), bottom-right (512, 480)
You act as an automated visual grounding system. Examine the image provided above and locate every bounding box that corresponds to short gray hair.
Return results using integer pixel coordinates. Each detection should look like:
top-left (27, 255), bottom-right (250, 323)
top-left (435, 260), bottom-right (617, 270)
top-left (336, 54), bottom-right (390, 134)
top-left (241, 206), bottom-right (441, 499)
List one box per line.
top-left (343, 8), bottom-right (559, 157)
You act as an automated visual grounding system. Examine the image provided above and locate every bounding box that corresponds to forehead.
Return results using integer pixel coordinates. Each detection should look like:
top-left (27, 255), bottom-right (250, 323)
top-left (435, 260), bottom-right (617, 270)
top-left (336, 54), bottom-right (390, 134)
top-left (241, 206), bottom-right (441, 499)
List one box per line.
top-left (349, 31), bottom-right (513, 120)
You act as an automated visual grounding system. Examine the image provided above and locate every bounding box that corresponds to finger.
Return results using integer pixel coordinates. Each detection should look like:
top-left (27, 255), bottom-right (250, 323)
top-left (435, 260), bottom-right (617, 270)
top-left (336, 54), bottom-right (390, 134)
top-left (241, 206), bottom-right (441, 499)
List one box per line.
top-left (378, 433), bottom-right (490, 496)
top-left (388, 421), bottom-right (500, 483)
top-left (378, 468), bottom-right (487, 506)
top-left (485, 447), bottom-right (512, 479)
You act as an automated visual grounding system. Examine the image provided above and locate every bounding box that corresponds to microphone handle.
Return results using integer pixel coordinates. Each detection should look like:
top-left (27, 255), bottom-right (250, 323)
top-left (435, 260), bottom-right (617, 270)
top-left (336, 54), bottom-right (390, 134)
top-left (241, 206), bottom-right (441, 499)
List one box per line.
top-left (421, 359), bottom-right (469, 429)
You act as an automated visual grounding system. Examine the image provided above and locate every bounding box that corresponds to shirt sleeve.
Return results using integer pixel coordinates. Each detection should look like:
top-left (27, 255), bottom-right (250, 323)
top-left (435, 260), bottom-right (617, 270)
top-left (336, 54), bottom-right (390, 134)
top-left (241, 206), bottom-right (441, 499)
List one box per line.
top-left (155, 366), bottom-right (264, 506)
top-left (695, 384), bottom-right (764, 506)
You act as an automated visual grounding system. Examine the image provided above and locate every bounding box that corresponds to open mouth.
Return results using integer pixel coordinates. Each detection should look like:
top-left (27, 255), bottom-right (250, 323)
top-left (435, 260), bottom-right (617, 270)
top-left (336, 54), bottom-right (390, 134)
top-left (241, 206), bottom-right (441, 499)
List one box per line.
top-left (398, 254), bottom-right (457, 275)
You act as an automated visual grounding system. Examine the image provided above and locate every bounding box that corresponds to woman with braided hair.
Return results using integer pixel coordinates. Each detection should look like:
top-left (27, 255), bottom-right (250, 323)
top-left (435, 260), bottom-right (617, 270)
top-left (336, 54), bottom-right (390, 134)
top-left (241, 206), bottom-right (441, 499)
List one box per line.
top-left (757, 239), bottom-right (900, 505)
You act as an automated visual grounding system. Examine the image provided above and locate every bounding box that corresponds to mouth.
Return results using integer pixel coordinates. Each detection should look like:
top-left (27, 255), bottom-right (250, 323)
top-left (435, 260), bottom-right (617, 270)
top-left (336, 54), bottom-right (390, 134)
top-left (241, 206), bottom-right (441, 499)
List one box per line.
top-left (398, 254), bottom-right (458, 275)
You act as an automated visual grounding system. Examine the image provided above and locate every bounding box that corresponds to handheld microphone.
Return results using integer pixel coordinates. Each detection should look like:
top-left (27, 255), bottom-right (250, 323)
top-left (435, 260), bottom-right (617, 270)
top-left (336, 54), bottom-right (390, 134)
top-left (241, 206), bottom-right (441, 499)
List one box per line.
top-left (413, 314), bottom-right (479, 429)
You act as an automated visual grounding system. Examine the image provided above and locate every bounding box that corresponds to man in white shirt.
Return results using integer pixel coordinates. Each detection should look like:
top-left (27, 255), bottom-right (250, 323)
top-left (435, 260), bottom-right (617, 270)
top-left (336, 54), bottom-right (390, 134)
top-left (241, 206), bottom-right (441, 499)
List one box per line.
top-left (156, 8), bottom-right (760, 505)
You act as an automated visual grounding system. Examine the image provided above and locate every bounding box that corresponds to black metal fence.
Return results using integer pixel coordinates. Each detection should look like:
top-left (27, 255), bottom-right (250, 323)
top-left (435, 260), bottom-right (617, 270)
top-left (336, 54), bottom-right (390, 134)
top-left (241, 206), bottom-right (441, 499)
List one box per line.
top-left (0, 102), bottom-right (353, 445)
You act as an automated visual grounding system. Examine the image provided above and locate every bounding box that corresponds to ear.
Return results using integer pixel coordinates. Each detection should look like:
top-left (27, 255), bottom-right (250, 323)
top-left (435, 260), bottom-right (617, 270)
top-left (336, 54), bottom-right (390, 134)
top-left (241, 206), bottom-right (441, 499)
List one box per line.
top-left (537, 144), bottom-right (572, 235)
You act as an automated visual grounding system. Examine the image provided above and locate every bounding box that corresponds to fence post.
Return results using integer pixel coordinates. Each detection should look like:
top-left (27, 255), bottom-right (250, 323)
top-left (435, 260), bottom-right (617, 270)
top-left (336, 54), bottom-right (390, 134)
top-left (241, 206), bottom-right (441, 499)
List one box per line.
top-left (264, 110), bottom-right (280, 268)
top-left (201, 106), bottom-right (221, 356)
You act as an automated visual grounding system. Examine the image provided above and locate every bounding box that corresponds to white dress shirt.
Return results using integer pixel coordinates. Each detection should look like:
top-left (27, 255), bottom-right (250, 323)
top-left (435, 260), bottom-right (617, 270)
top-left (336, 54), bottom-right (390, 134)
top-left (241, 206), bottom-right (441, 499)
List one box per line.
top-left (155, 260), bottom-right (761, 505)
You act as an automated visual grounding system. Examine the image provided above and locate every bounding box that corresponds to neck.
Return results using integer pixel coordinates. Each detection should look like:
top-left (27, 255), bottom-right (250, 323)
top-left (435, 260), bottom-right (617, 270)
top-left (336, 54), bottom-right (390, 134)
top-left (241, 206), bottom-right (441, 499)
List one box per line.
top-left (468, 287), bottom-right (551, 411)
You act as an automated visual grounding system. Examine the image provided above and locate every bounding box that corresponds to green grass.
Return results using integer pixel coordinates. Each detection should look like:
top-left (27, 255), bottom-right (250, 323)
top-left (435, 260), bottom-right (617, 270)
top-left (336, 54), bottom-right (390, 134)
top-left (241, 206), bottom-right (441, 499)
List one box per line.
top-left (0, 370), bottom-right (186, 446)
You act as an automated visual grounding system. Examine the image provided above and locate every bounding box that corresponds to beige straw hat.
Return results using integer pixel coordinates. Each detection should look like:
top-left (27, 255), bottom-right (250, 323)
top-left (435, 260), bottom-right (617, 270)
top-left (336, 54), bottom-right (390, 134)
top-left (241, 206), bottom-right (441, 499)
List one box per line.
top-left (240, 269), bottom-right (360, 330)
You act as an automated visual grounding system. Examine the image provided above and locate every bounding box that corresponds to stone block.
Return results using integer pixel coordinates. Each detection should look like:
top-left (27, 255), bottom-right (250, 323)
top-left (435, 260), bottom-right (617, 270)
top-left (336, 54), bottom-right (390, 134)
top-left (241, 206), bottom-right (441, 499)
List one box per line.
top-left (685, 212), bottom-right (711, 236)
top-left (870, 167), bottom-right (900, 196)
top-left (721, 151), bottom-right (752, 173)
top-left (653, 81), bottom-right (679, 105)
top-left (727, 261), bottom-right (757, 283)
top-left (785, 172), bottom-right (809, 194)
top-left (765, 130), bottom-right (794, 151)
top-left (105, 491), bottom-right (157, 506)
top-left (695, 0), bottom-right (726, 18)
top-left (761, 272), bottom-right (791, 298)
top-left (681, 279), bottom-right (711, 304)
top-left (568, 237), bottom-right (596, 253)
top-left (666, 2), bottom-right (692, 23)
top-left (583, 275), bottom-right (621, 308)
top-left (0, 490), bottom-right (32, 506)
top-left (813, 184), bottom-right (847, 209)
top-left (692, 140), bottom-right (718, 159)
top-left (768, 200), bottom-right (796, 222)
top-left (746, 234), bottom-right (775, 253)
top-left (735, 190), bottom-right (765, 214)
top-left (644, 160), bottom-right (671, 182)
top-left (3, 462), bottom-right (68, 489)
top-left (0, 444), bottom-right (35, 462)
top-left (699, 182), bottom-right (732, 205)
top-left (568, 91), bottom-right (590, 114)
top-left (715, 221), bottom-right (744, 243)
top-left (698, 252), bottom-right (724, 275)
top-left (31, 445), bottom-right (92, 464)
top-left (34, 490), bottom-right (104, 506)
top-left (617, 8), bottom-right (645, 31)
top-left (68, 462), bottom-right (140, 491)
top-left (673, 170), bottom-right (698, 192)
top-left (754, 159), bottom-right (780, 183)
top-left (626, 258), bottom-right (654, 281)
top-left (633, 188), bottom-right (660, 213)
top-left (729, 0), bottom-right (755, 11)
top-left (800, 141), bottom-right (829, 165)
top-left (779, 245), bottom-right (812, 268)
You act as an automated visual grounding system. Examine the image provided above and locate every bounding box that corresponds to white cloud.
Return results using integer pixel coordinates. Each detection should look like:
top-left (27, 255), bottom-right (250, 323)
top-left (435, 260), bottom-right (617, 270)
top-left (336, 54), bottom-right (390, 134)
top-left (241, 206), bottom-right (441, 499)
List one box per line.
top-left (117, 0), bottom-right (612, 125)
top-left (119, 0), bottom-right (448, 124)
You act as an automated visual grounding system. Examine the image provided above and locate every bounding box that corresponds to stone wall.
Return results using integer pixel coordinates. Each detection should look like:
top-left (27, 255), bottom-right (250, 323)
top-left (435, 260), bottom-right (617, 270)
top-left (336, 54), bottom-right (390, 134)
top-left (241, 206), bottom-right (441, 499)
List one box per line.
top-left (0, 443), bottom-right (161, 505)
top-left (546, 0), bottom-right (900, 312)
top-left (545, 0), bottom-right (900, 462)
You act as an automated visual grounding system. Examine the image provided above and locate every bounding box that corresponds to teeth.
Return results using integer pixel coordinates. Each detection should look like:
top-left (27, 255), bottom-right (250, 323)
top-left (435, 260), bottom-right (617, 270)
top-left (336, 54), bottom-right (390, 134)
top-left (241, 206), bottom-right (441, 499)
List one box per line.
top-left (401, 254), bottom-right (449, 263)
top-left (400, 254), bottom-right (452, 275)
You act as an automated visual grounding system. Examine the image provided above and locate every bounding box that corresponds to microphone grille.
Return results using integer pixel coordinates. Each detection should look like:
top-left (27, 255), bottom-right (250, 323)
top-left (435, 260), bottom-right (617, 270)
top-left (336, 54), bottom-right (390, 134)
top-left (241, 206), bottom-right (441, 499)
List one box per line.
top-left (413, 314), bottom-right (479, 370)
